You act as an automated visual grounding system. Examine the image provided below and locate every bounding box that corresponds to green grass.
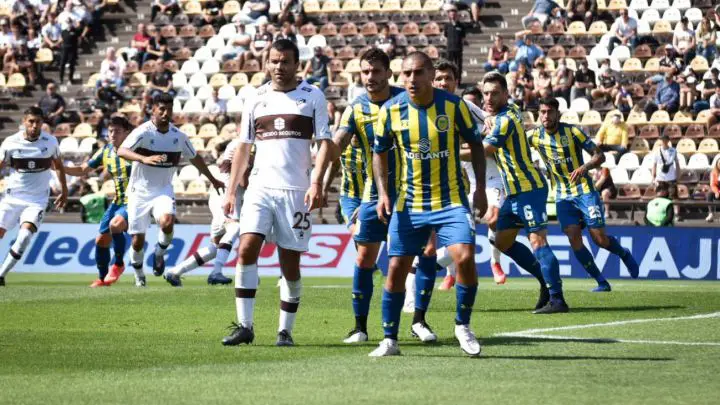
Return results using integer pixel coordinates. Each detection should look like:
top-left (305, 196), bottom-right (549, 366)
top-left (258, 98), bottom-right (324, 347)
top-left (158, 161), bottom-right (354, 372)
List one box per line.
top-left (1, 274), bottom-right (720, 405)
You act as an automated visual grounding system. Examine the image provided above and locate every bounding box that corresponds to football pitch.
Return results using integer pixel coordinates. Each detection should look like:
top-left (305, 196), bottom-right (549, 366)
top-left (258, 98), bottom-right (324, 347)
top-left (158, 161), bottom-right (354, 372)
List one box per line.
top-left (1, 274), bottom-right (719, 405)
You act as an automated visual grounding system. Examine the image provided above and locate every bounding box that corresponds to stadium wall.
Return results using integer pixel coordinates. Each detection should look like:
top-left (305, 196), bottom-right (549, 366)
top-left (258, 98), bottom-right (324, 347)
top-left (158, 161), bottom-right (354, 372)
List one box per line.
top-left (1, 224), bottom-right (719, 280)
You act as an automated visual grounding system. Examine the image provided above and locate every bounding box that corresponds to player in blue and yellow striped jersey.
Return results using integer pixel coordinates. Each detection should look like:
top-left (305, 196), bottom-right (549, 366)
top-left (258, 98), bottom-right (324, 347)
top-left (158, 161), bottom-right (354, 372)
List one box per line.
top-left (328, 49), bottom-right (405, 344)
top-left (64, 116), bottom-right (132, 287)
top-left (481, 72), bottom-right (565, 314)
top-left (371, 52), bottom-right (487, 357)
top-left (528, 98), bottom-right (639, 292)
top-left (336, 138), bottom-right (365, 226)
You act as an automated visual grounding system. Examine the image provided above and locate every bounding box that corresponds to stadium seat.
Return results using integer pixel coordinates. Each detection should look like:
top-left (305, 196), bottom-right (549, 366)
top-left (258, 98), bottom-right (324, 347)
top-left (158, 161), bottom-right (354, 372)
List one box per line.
top-left (250, 72), bottom-right (266, 87)
top-left (661, 7), bottom-right (681, 24)
top-left (560, 111), bottom-right (580, 125)
top-left (182, 98), bottom-right (203, 115)
top-left (567, 21), bottom-right (587, 35)
top-left (161, 25), bottom-right (177, 38)
top-left (588, 21), bottom-right (608, 35)
top-left (201, 59), bottom-right (221, 76)
top-left (686, 153), bottom-right (710, 171)
top-left (206, 36), bottom-right (226, 53)
top-left (59, 137), bottom-right (79, 155)
top-left (222, 0), bottom-right (241, 16)
top-left (673, 111), bottom-right (694, 125)
top-left (53, 123), bottom-right (72, 138)
top-left (229, 72), bottom-right (249, 89)
top-left (179, 165), bottom-right (200, 182)
top-left (684, 124), bottom-right (705, 139)
top-left (629, 0), bottom-right (649, 11)
top-left (193, 46), bottom-right (214, 63)
top-left (195, 85), bottom-right (213, 101)
top-left (188, 72), bottom-right (208, 89)
top-left (649, 0), bottom-right (670, 10)
top-left (618, 152), bottom-right (641, 172)
top-left (242, 60), bottom-right (261, 73)
top-left (34, 48), bottom-right (53, 65)
top-left (78, 137), bottom-right (96, 155)
top-left (630, 137), bottom-right (650, 156)
top-left (220, 123), bottom-right (237, 137)
top-left (627, 110), bottom-right (648, 125)
top-left (323, 0), bottom-right (341, 12)
top-left (304, 0), bottom-right (320, 13)
top-left (652, 19), bottom-right (672, 35)
top-left (217, 84), bottom-right (236, 100)
top-left (640, 8), bottom-right (661, 25)
top-left (190, 137), bottom-right (205, 152)
top-left (630, 168), bottom-right (653, 186)
top-left (622, 58), bottom-right (643, 72)
top-left (72, 123), bottom-right (94, 139)
top-left (589, 45), bottom-right (610, 62)
top-left (690, 56), bottom-right (709, 73)
top-left (611, 168), bottom-right (631, 185)
top-left (649, 110), bottom-right (671, 125)
top-left (580, 110), bottom-right (602, 127)
top-left (173, 99), bottom-right (184, 115)
top-left (570, 98), bottom-right (590, 114)
top-left (710, 125), bottom-right (720, 139)
top-left (181, 60), bottom-right (200, 76)
top-left (180, 123), bottom-right (198, 137)
top-left (676, 138), bottom-right (697, 156)
top-left (227, 96), bottom-right (244, 116)
top-left (340, 22), bottom-right (358, 37)
top-left (198, 123), bottom-right (219, 138)
top-left (185, 179), bottom-right (208, 196)
top-left (423, 0), bottom-right (442, 11)
top-left (345, 58), bottom-right (361, 74)
top-left (176, 85), bottom-right (194, 102)
top-left (698, 138), bottom-right (720, 156)
top-left (639, 124), bottom-right (660, 139)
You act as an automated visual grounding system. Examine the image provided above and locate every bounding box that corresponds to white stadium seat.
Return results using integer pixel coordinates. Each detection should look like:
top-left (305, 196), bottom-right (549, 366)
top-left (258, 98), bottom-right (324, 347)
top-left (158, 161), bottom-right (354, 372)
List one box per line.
top-left (217, 84), bottom-right (236, 100)
top-left (602, 152), bottom-right (617, 169)
top-left (629, 0), bottom-right (649, 11)
top-left (175, 85), bottom-right (194, 102)
top-left (182, 97), bottom-right (204, 114)
top-left (630, 168), bottom-right (653, 186)
top-left (179, 165), bottom-right (200, 182)
top-left (193, 46), bottom-right (214, 63)
top-left (206, 35), bottom-right (226, 52)
top-left (189, 71), bottom-right (208, 89)
top-left (617, 153), bottom-right (641, 172)
top-left (78, 137), bottom-right (96, 155)
top-left (671, 0), bottom-right (689, 11)
top-left (686, 153), bottom-right (710, 171)
top-left (172, 72), bottom-right (188, 89)
top-left (200, 59), bottom-right (220, 76)
top-left (650, 0), bottom-right (670, 12)
top-left (610, 167), bottom-right (630, 185)
top-left (59, 137), bottom-right (79, 155)
top-left (611, 45), bottom-right (631, 63)
top-left (662, 8), bottom-right (681, 24)
top-left (195, 84), bottom-right (213, 101)
top-left (640, 9), bottom-right (660, 25)
top-left (218, 23), bottom-right (236, 40)
top-left (685, 8), bottom-right (703, 25)
top-left (180, 59), bottom-right (200, 75)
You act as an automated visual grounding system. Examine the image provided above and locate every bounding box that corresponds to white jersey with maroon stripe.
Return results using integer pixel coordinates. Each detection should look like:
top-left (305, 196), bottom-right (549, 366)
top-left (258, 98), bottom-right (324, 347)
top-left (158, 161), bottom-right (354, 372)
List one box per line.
top-left (0, 131), bottom-right (59, 205)
top-left (460, 100), bottom-right (503, 193)
top-left (239, 80), bottom-right (331, 191)
top-left (120, 120), bottom-right (196, 197)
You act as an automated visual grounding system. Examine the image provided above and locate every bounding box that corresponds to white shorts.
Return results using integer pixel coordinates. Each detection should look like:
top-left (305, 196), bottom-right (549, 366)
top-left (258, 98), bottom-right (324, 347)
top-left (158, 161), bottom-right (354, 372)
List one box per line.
top-left (239, 187), bottom-right (310, 252)
top-left (485, 185), bottom-right (506, 209)
top-left (0, 198), bottom-right (46, 231)
top-left (127, 193), bottom-right (176, 235)
top-left (209, 187), bottom-right (245, 238)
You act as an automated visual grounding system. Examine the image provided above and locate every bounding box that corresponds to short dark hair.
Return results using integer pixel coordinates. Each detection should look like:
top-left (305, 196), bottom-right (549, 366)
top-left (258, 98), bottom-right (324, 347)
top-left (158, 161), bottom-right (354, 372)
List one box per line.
top-left (153, 92), bottom-right (174, 106)
top-left (404, 51), bottom-right (434, 71)
top-left (538, 97), bottom-right (559, 110)
top-left (109, 115), bottom-right (132, 131)
top-left (461, 86), bottom-right (482, 99)
top-left (433, 59), bottom-right (459, 82)
top-left (481, 71), bottom-right (508, 92)
top-left (24, 106), bottom-right (44, 118)
top-left (360, 48), bottom-right (390, 71)
top-left (271, 39), bottom-right (299, 63)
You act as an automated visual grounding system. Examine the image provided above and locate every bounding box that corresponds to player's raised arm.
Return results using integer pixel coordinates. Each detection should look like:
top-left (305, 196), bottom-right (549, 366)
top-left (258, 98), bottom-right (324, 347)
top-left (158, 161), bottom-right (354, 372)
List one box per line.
top-left (372, 105), bottom-right (393, 223)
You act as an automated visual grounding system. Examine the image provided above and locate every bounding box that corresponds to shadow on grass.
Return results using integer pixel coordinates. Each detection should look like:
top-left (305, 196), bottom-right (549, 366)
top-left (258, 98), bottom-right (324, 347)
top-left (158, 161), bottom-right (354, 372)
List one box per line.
top-left (479, 305), bottom-right (685, 314)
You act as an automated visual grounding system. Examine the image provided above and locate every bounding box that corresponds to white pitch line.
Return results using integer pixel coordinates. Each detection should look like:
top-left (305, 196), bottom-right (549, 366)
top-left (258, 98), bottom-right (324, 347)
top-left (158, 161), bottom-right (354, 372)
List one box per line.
top-left (498, 311), bottom-right (720, 337)
top-left (502, 333), bottom-right (720, 347)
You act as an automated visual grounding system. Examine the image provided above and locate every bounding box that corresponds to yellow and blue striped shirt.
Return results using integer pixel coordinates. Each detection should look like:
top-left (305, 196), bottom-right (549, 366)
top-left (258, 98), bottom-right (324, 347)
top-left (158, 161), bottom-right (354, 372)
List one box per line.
top-left (88, 144), bottom-right (132, 205)
top-left (374, 88), bottom-right (482, 212)
top-left (338, 138), bottom-right (366, 200)
top-left (484, 104), bottom-right (546, 196)
top-left (527, 123), bottom-right (597, 200)
top-left (339, 86), bottom-right (405, 202)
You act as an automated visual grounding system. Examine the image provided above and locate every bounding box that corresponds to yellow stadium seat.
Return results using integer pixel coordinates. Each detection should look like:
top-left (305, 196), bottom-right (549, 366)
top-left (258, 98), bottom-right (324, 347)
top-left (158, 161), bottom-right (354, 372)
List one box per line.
top-left (422, 0), bottom-right (443, 11)
top-left (622, 58), bottom-right (643, 72)
top-left (250, 72), bottom-right (266, 87)
top-left (630, 137), bottom-right (650, 156)
top-left (650, 110), bottom-right (670, 124)
top-left (567, 21), bottom-right (587, 35)
top-left (209, 73), bottom-right (228, 88)
top-left (676, 138), bottom-right (697, 155)
top-left (6, 73), bottom-right (26, 90)
top-left (198, 123), bottom-right (218, 138)
top-left (382, 0), bottom-right (401, 12)
top-left (180, 123), bottom-right (198, 137)
top-left (222, 0), bottom-right (241, 16)
top-left (588, 21), bottom-right (608, 35)
top-left (696, 110), bottom-right (713, 124)
top-left (185, 179), bottom-right (208, 196)
top-left (361, 0), bottom-right (380, 11)
top-left (303, 0), bottom-right (320, 13)
top-left (652, 20), bottom-right (672, 35)
top-left (172, 179), bottom-right (186, 195)
top-left (403, 0), bottom-right (422, 12)
top-left (627, 110), bottom-right (647, 125)
top-left (220, 123), bottom-right (237, 138)
top-left (118, 102), bottom-right (142, 114)
top-left (690, 56), bottom-right (709, 73)
top-left (34, 48), bottom-right (53, 64)
top-left (191, 137), bottom-right (206, 152)
top-left (580, 110), bottom-right (602, 126)
top-left (560, 111), bottom-right (580, 125)
top-left (345, 58), bottom-right (361, 74)
top-left (72, 123), bottom-right (94, 138)
top-left (606, 0), bottom-right (627, 9)
top-left (673, 111), bottom-right (694, 124)
top-left (342, 0), bottom-right (361, 12)
top-left (322, 0), bottom-right (341, 12)
top-left (230, 72), bottom-right (249, 88)
top-left (127, 72), bottom-right (147, 88)
top-left (698, 138), bottom-right (720, 155)
top-left (184, 1), bottom-right (202, 15)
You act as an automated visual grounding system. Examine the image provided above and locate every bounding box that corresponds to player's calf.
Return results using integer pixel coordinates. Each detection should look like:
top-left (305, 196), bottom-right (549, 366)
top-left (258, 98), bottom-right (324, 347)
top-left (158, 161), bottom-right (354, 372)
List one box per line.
top-left (0, 224), bottom-right (36, 283)
top-left (152, 215), bottom-right (174, 277)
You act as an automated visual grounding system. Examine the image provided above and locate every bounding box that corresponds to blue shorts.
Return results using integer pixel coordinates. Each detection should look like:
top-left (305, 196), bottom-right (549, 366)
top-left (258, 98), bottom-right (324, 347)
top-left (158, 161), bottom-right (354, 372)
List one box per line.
top-left (339, 196), bottom-right (362, 228)
top-left (497, 188), bottom-right (549, 233)
top-left (387, 206), bottom-right (475, 257)
top-left (354, 201), bottom-right (390, 244)
top-left (557, 192), bottom-right (606, 230)
top-left (99, 203), bottom-right (128, 235)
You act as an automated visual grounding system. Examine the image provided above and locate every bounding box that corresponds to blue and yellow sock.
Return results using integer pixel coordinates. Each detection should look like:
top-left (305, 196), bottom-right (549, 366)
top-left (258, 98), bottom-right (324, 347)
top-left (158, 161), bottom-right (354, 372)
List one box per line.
top-left (504, 242), bottom-right (545, 283)
top-left (352, 265), bottom-right (376, 331)
top-left (455, 283), bottom-right (477, 325)
top-left (112, 233), bottom-right (127, 266)
top-left (574, 246), bottom-right (607, 284)
top-left (381, 289), bottom-right (405, 340)
top-left (534, 246), bottom-right (563, 296)
top-left (96, 245), bottom-right (111, 280)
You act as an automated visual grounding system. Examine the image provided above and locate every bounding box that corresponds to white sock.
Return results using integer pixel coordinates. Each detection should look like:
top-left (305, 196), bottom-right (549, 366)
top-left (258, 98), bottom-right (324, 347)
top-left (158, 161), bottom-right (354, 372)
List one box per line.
top-left (436, 247), bottom-right (453, 268)
top-left (404, 272), bottom-right (416, 306)
top-left (131, 247), bottom-right (145, 277)
top-left (446, 263), bottom-right (457, 277)
top-left (279, 278), bottom-right (302, 333)
top-left (155, 230), bottom-right (173, 257)
top-left (212, 225), bottom-right (239, 276)
top-left (0, 228), bottom-right (33, 277)
top-left (175, 245), bottom-right (217, 276)
top-left (235, 263), bottom-right (258, 328)
top-left (488, 228), bottom-right (501, 265)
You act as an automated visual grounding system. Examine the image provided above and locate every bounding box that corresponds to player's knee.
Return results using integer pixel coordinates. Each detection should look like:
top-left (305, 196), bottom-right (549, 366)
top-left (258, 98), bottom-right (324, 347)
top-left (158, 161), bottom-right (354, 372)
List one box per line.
top-left (422, 244), bottom-right (436, 257)
top-left (529, 234), bottom-right (549, 251)
top-left (0, 228), bottom-right (6, 238)
top-left (96, 233), bottom-right (112, 247)
top-left (237, 245), bottom-right (258, 265)
top-left (109, 217), bottom-right (127, 234)
top-left (590, 231), bottom-right (609, 248)
top-left (158, 216), bottom-right (174, 232)
top-left (131, 235), bottom-right (144, 250)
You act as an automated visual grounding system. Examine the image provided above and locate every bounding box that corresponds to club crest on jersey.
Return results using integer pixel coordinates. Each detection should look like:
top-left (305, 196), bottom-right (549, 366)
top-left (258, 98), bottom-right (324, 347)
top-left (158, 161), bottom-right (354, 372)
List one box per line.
top-left (418, 138), bottom-right (431, 153)
top-left (435, 115), bottom-right (450, 132)
top-left (173, 138), bottom-right (179, 144)
top-left (41, 147), bottom-right (47, 153)
top-left (274, 118), bottom-right (286, 131)
top-left (560, 135), bottom-right (569, 147)
top-left (296, 98), bottom-right (306, 106)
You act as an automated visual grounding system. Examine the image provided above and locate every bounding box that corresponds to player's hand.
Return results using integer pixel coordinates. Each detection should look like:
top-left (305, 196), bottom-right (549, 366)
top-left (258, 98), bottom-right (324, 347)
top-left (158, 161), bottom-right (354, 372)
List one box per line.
top-left (55, 191), bottom-right (67, 210)
top-left (473, 189), bottom-right (487, 221)
top-left (376, 194), bottom-right (392, 225)
top-left (304, 183), bottom-right (323, 211)
top-left (211, 178), bottom-right (226, 195)
top-left (142, 155), bottom-right (165, 166)
top-left (569, 165), bottom-right (587, 183)
top-left (223, 195), bottom-right (236, 217)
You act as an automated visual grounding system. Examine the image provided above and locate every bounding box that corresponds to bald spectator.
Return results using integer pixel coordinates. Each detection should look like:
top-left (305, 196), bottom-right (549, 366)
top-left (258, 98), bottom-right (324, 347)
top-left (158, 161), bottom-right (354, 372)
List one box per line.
top-left (97, 47), bottom-right (126, 89)
top-left (36, 82), bottom-right (66, 126)
top-left (130, 23), bottom-right (151, 64)
top-left (201, 89), bottom-right (228, 128)
top-left (644, 72), bottom-right (680, 116)
top-left (607, 8), bottom-right (638, 53)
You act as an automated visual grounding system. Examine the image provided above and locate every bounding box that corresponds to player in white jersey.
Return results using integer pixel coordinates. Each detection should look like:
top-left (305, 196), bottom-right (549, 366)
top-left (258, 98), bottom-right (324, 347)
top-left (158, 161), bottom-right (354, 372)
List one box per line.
top-left (164, 138), bottom-right (247, 286)
top-left (221, 40), bottom-right (334, 347)
top-left (0, 107), bottom-right (68, 286)
top-left (118, 93), bottom-right (225, 287)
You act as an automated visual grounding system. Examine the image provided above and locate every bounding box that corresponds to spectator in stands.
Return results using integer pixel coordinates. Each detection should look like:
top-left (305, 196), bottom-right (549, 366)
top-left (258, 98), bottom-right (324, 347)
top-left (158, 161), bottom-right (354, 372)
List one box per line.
top-left (591, 64), bottom-right (617, 104)
top-left (570, 59), bottom-right (594, 101)
top-left (140, 89), bottom-right (153, 120)
top-left (595, 112), bottom-right (629, 158)
top-left (58, 1), bottom-right (79, 31)
top-left (566, 0), bottom-right (596, 29)
top-left (646, 45), bottom-right (684, 85)
top-left (551, 58), bottom-right (573, 100)
top-left (707, 159), bottom-right (720, 222)
top-left (143, 27), bottom-right (169, 65)
top-left (200, 0), bottom-right (226, 30)
top-left (150, 0), bottom-right (181, 23)
top-left (347, 73), bottom-right (365, 104)
top-left (26, 27), bottom-right (41, 62)
top-left (36, 82), bottom-right (65, 126)
top-left (444, 5), bottom-right (467, 82)
top-left (607, 8), bottom-right (637, 53)
top-left (375, 25), bottom-right (396, 59)
top-left (303, 46), bottom-right (330, 90)
top-left (644, 72), bottom-right (680, 116)
top-left (87, 0), bottom-right (108, 36)
top-left (201, 88), bottom-right (228, 129)
top-left (240, 21), bottom-right (272, 69)
top-left (274, 21), bottom-right (297, 44)
top-left (41, 13), bottom-right (62, 62)
top-left (148, 61), bottom-right (173, 99)
top-left (678, 68), bottom-right (700, 111)
top-left (71, 0), bottom-right (93, 49)
top-left (700, 68), bottom-right (719, 103)
top-left (223, 22), bottom-right (250, 61)
top-left (130, 23), bottom-right (150, 65)
top-left (59, 6), bottom-right (82, 85)
top-left (593, 166), bottom-right (616, 216)
top-left (278, 0), bottom-right (305, 27)
top-left (509, 34), bottom-right (543, 72)
top-left (651, 133), bottom-right (681, 219)
top-left (614, 81), bottom-right (633, 114)
top-left (522, 0), bottom-right (561, 28)
top-left (0, 20), bottom-right (12, 63)
top-left (3, 41), bottom-right (38, 85)
top-left (233, 0), bottom-right (270, 26)
top-left (509, 62), bottom-right (533, 109)
top-left (97, 46), bottom-right (126, 89)
top-left (483, 34), bottom-right (509, 74)
top-left (673, 17), bottom-right (696, 66)
top-left (696, 16), bottom-right (717, 63)
top-left (534, 66), bottom-right (552, 99)
top-left (453, 0), bottom-right (484, 27)
top-left (708, 85), bottom-right (720, 127)
top-left (327, 100), bottom-right (341, 134)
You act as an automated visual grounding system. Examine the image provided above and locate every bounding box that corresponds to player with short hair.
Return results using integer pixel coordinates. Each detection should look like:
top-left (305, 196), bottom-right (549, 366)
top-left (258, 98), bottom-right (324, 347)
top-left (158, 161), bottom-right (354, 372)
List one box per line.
top-left (528, 97), bottom-right (639, 292)
top-left (0, 107), bottom-right (68, 286)
top-left (481, 72), bottom-right (565, 313)
top-left (370, 52), bottom-right (487, 357)
top-left (118, 93), bottom-right (225, 287)
top-left (221, 39), bottom-right (334, 347)
top-left (164, 138), bottom-right (248, 286)
top-left (63, 115), bottom-right (133, 287)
